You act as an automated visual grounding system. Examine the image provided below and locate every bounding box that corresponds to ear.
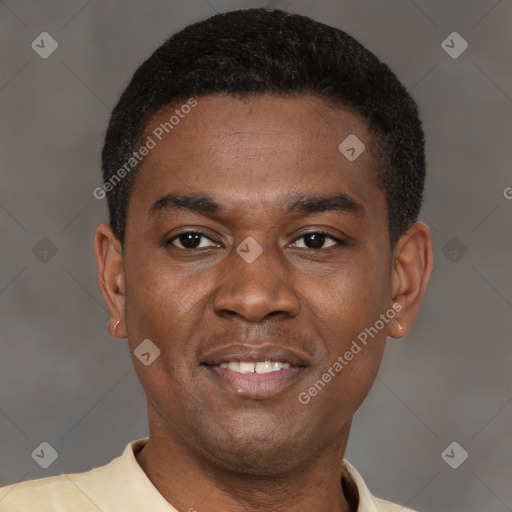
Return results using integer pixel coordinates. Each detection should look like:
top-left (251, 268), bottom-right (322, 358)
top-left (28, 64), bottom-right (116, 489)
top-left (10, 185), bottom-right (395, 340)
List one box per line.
top-left (388, 222), bottom-right (433, 339)
top-left (94, 222), bottom-right (127, 338)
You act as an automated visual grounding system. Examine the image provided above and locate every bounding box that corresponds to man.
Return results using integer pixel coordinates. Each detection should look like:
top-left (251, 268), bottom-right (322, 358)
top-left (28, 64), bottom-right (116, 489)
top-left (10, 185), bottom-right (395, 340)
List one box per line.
top-left (0, 7), bottom-right (432, 512)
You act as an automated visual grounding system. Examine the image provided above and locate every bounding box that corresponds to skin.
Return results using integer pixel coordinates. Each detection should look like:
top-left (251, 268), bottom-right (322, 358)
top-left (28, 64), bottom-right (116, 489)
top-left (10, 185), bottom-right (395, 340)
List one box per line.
top-left (95, 94), bottom-right (433, 512)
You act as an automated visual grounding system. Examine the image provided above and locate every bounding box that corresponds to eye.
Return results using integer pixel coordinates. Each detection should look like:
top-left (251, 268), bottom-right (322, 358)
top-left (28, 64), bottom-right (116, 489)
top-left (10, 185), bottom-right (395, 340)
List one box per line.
top-left (167, 230), bottom-right (345, 251)
top-left (167, 231), bottom-right (219, 250)
top-left (289, 231), bottom-right (345, 250)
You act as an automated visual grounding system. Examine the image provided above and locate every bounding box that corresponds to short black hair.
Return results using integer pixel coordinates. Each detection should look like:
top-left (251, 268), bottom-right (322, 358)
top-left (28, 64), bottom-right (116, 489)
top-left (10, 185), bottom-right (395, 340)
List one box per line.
top-left (101, 7), bottom-right (425, 248)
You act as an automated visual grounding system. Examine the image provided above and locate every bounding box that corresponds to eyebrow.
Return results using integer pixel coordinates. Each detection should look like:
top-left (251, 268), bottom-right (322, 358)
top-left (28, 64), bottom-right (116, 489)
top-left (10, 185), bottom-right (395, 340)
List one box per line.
top-left (149, 192), bottom-right (362, 218)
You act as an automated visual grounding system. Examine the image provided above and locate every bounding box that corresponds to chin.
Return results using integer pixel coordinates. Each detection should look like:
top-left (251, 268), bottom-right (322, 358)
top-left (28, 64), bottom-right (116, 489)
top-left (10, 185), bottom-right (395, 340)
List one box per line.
top-left (207, 443), bottom-right (302, 476)
top-left (191, 422), bottom-right (314, 476)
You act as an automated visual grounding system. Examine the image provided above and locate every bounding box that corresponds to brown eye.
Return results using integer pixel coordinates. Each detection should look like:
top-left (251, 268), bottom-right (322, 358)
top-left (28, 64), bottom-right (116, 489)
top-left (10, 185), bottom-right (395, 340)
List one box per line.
top-left (290, 232), bottom-right (345, 250)
top-left (168, 232), bottom-right (218, 249)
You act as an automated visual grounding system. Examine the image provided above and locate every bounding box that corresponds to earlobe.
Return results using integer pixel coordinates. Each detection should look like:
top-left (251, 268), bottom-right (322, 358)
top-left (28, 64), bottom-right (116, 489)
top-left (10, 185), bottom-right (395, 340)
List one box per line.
top-left (94, 223), bottom-right (127, 338)
top-left (388, 222), bottom-right (433, 340)
top-left (388, 317), bottom-right (406, 340)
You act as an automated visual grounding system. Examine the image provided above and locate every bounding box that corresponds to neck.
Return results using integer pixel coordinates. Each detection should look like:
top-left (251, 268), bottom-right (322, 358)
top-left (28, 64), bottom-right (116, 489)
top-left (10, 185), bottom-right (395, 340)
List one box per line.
top-left (135, 416), bottom-right (356, 512)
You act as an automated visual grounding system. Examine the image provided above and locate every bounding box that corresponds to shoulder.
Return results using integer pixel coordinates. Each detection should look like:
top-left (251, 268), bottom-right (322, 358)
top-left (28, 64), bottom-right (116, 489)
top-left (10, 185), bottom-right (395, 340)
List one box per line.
top-left (374, 496), bottom-right (419, 511)
top-left (0, 471), bottom-right (100, 512)
top-left (0, 438), bottom-right (152, 512)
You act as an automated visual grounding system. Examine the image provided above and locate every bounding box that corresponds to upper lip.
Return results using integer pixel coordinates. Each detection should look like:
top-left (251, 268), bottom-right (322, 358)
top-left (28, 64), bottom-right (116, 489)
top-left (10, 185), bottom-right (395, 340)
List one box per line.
top-left (201, 344), bottom-right (310, 368)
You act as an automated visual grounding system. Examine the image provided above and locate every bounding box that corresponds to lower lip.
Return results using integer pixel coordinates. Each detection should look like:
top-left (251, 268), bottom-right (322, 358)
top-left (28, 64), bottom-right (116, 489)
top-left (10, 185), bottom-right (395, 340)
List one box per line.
top-left (205, 365), bottom-right (306, 399)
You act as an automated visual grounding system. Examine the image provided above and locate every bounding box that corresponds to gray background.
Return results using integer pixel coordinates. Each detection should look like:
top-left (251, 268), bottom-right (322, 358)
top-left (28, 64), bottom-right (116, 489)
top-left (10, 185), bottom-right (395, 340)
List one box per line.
top-left (1, 0), bottom-right (511, 510)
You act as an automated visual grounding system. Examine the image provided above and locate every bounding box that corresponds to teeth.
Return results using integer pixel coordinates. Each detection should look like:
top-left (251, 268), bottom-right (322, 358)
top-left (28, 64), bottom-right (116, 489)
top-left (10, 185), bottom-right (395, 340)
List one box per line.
top-left (227, 362), bottom-right (240, 372)
top-left (255, 361), bottom-right (273, 374)
top-left (219, 361), bottom-right (292, 374)
top-left (239, 362), bottom-right (255, 374)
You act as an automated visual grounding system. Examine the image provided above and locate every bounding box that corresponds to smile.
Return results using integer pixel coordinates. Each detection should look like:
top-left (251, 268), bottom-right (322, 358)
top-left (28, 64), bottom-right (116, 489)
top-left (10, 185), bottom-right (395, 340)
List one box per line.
top-left (204, 361), bottom-right (306, 399)
top-left (219, 361), bottom-right (291, 373)
top-left (200, 344), bottom-right (310, 399)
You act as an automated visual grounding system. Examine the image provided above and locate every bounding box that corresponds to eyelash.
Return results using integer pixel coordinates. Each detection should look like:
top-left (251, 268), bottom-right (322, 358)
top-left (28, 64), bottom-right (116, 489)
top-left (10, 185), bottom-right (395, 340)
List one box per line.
top-left (166, 230), bottom-right (346, 250)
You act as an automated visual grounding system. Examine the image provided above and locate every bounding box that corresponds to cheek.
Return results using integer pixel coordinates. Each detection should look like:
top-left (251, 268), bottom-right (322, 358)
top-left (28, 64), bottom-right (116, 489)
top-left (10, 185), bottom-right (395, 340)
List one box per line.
top-left (123, 257), bottom-right (216, 389)
top-left (310, 261), bottom-right (389, 341)
top-left (304, 260), bottom-right (390, 397)
top-left (302, 287), bottom-right (387, 428)
top-left (122, 263), bottom-right (205, 417)
top-left (124, 256), bottom-right (206, 340)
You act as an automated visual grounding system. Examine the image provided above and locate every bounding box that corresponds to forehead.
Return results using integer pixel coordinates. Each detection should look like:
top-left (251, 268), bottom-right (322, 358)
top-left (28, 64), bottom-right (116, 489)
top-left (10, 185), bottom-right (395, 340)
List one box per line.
top-left (129, 94), bottom-right (385, 220)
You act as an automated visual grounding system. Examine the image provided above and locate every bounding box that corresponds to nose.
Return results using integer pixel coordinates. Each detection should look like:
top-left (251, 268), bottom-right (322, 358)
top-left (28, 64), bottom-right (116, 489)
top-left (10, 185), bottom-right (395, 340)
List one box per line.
top-left (212, 239), bottom-right (301, 323)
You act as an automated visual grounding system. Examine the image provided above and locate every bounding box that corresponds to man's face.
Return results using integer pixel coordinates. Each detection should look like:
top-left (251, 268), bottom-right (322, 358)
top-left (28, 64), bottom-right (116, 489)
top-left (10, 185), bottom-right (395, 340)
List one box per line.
top-left (122, 94), bottom-right (393, 474)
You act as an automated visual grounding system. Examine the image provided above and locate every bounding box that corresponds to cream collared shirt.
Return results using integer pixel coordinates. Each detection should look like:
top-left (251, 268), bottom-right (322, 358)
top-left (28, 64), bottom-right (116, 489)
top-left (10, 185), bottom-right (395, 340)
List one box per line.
top-left (0, 438), bottom-right (418, 511)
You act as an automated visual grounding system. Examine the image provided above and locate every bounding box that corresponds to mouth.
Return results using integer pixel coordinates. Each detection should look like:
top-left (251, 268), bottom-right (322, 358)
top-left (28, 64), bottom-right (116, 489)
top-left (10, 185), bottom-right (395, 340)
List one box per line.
top-left (218, 360), bottom-right (292, 373)
top-left (200, 344), bottom-right (310, 399)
